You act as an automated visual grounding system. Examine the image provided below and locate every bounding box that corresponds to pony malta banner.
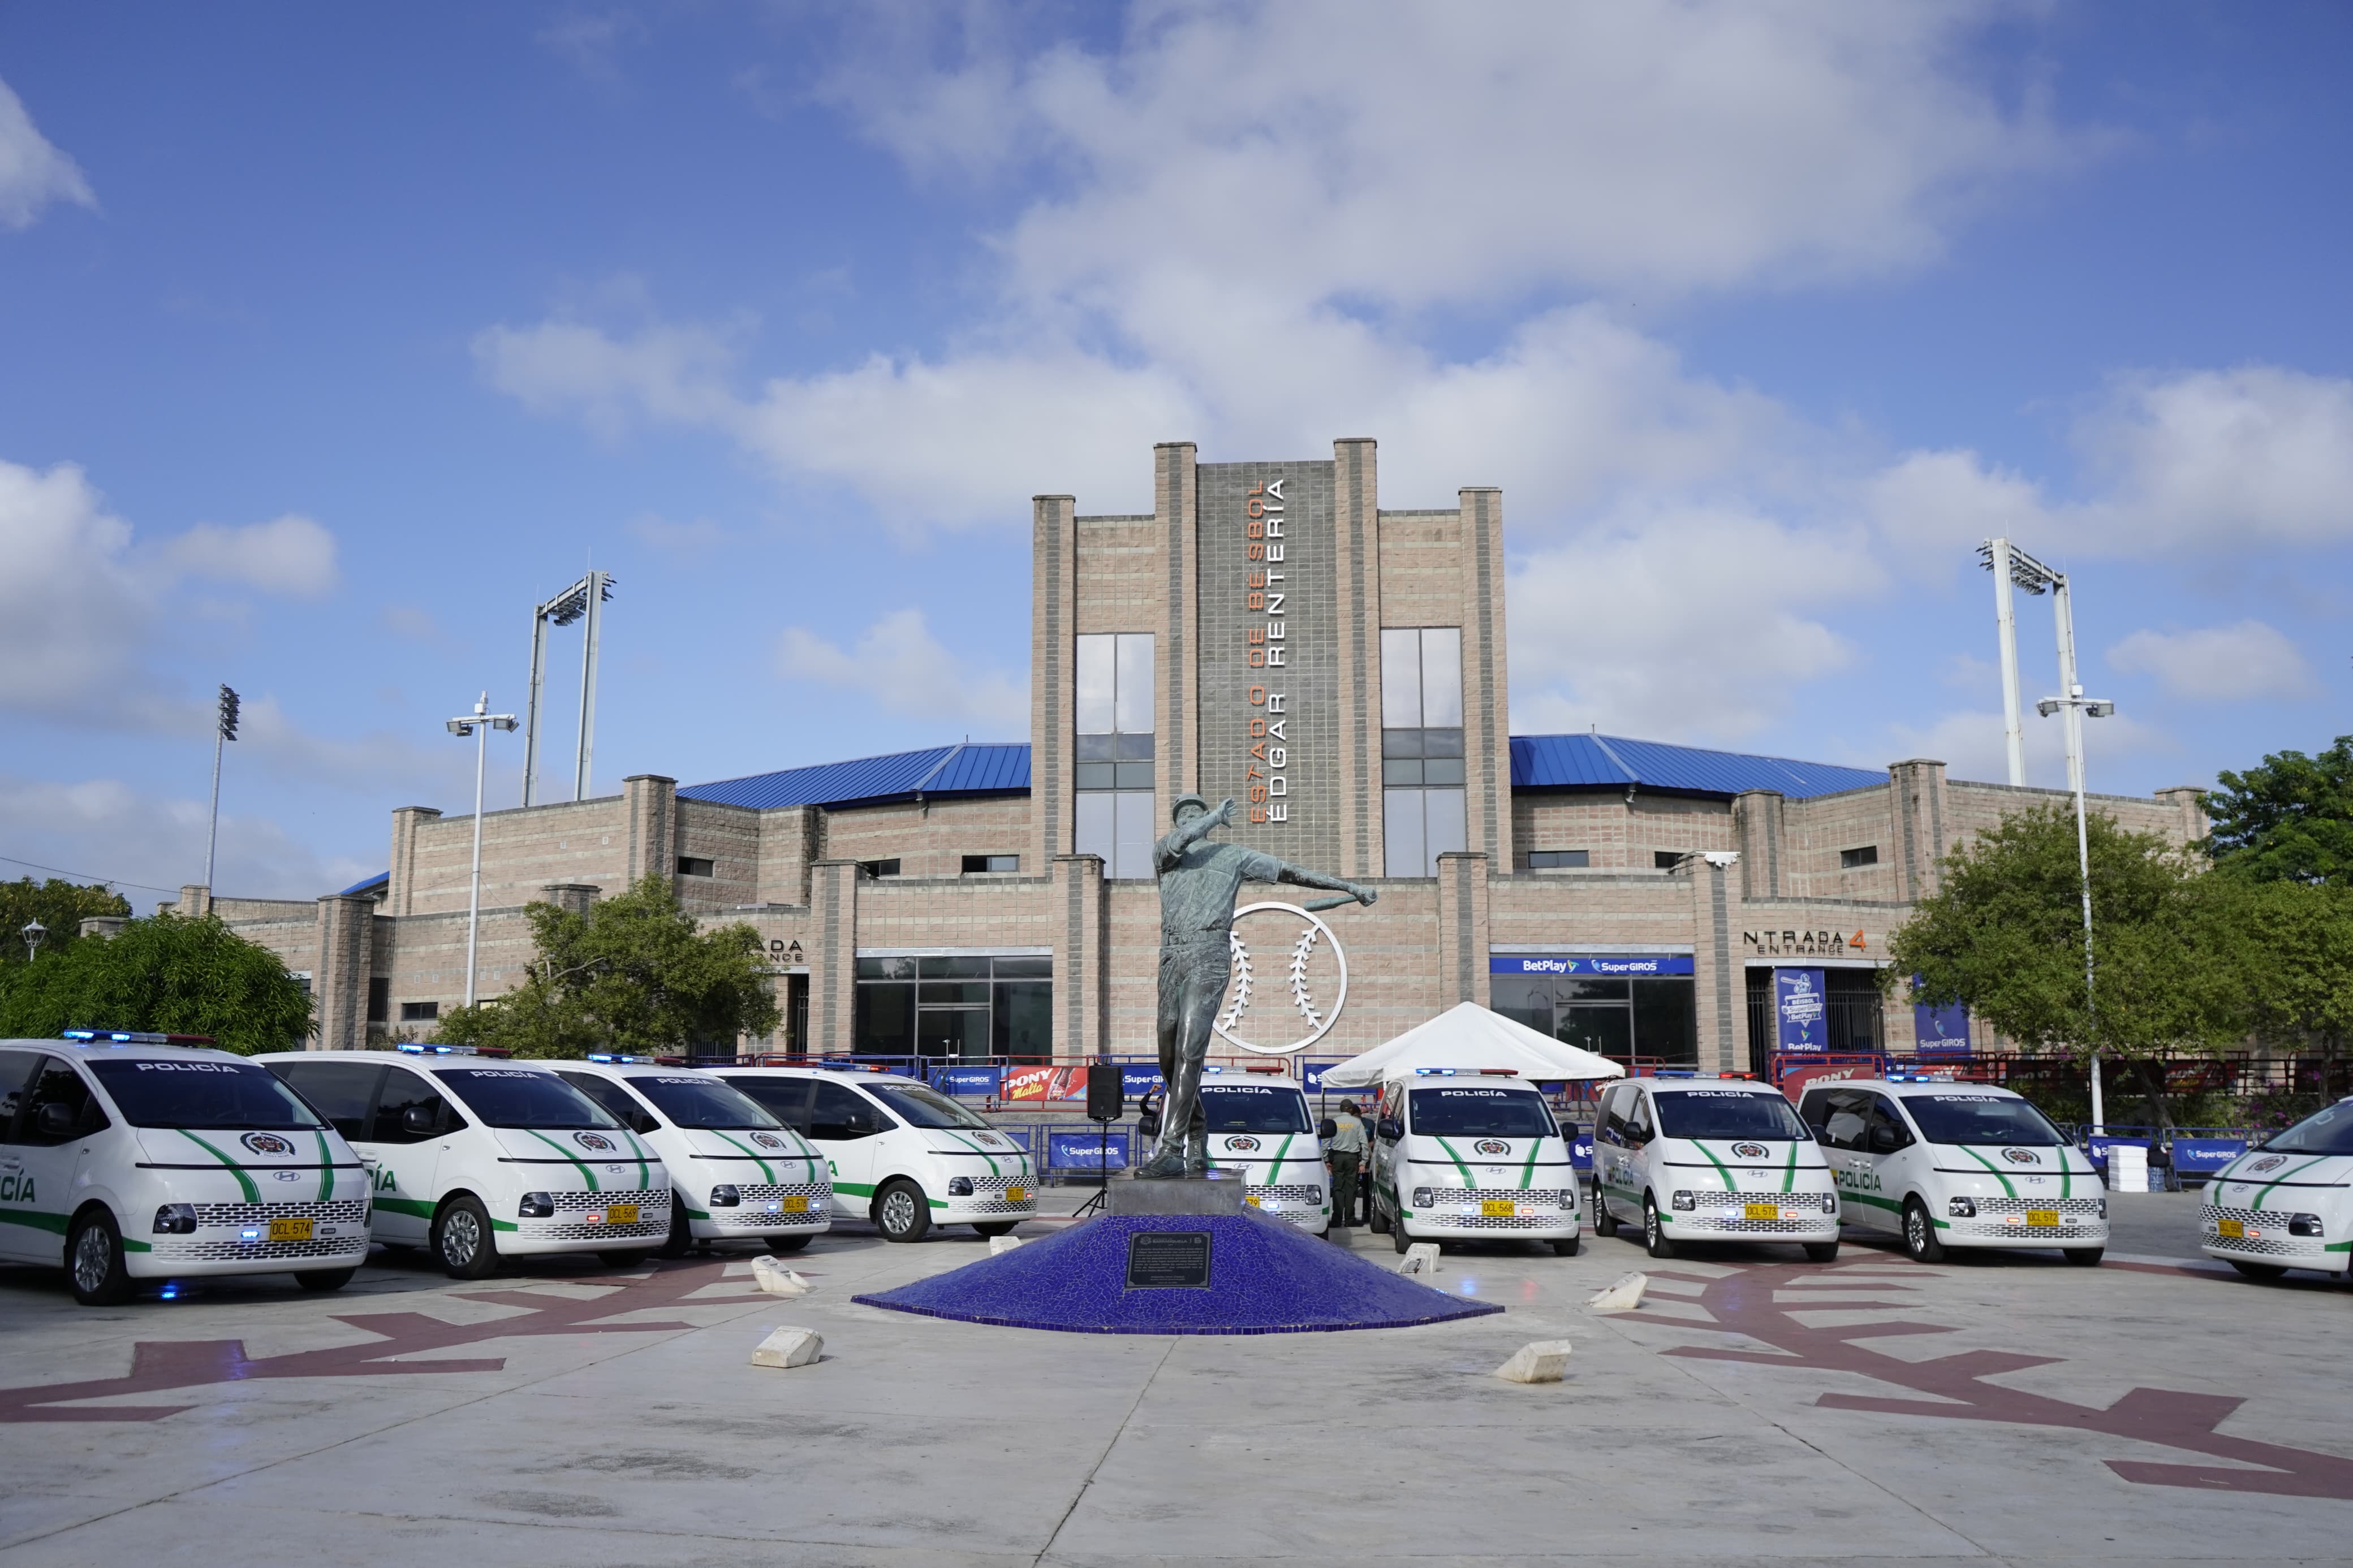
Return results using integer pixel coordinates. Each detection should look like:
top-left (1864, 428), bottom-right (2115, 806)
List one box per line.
top-left (1000, 1065), bottom-right (1089, 1103)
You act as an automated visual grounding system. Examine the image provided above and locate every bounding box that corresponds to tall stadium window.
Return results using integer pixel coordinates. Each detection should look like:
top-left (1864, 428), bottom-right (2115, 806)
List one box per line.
top-left (1074, 632), bottom-right (1155, 878)
top-left (1381, 627), bottom-right (1466, 876)
top-left (854, 954), bottom-right (1053, 1062)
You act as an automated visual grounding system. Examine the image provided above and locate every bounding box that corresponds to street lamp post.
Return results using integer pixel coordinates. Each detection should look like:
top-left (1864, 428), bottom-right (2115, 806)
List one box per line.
top-left (20, 919), bottom-right (45, 963)
top-left (446, 693), bottom-right (519, 1008)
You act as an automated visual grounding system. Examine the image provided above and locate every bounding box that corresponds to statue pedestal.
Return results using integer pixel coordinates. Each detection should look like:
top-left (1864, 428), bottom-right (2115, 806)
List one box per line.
top-left (1108, 1170), bottom-right (1247, 1217)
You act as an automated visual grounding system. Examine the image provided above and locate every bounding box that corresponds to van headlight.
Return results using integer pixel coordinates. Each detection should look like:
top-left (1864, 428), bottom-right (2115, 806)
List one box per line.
top-left (152, 1203), bottom-right (199, 1236)
top-left (518, 1191), bottom-right (555, 1219)
top-left (708, 1185), bottom-right (740, 1208)
top-left (1947, 1197), bottom-right (1977, 1219)
top-left (2289, 1212), bottom-right (2324, 1238)
top-left (947, 1177), bottom-right (973, 1196)
top-left (1559, 1189), bottom-right (1577, 1211)
top-left (1818, 1194), bottom-right (1838, 1213)
top-left (2095, 1197), bottom-right (2108, 1219)
top-left (1412, 1187), bottom-right (1433, 1208)
top-left (1671, 1191), bottom-right (1696, 1211)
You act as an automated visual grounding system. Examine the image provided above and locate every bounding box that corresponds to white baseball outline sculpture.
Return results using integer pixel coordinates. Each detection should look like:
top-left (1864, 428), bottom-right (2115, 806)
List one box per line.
top-left (1213, 901), bottom-right (1348, 1056)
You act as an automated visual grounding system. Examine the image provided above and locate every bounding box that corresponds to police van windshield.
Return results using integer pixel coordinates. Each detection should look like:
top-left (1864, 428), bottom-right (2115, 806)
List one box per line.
top-left (630, 1075), bottom-right (782, 1131)
top-left (1407, 1087), bottom-right (1556, 1137)
top-left (1901, 1093), bottom-right (2062, 1147)
top-left (1200, 1085), bottom-right (1312, 1134)
top-left (434, 1068), bottom-right (620, 1130)
top-left (1653, 1090), bottom-right (1812, 1142)
top-left (866, 1083), bottom-right (993, 1130)
top-left (85, 1058), bottom-right (327, 1131)
top-left (2259, 1099), bottom-right (2353, 1155)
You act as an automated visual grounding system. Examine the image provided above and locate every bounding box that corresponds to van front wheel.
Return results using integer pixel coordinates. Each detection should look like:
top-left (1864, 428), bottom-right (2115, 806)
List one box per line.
top-left (1551, 1236), bottom-right (1580, 1257)
top-left (762, 1233), bottom-right (812, 1256)
top-left (68, 1210), bottom-right (135, 1306)
top-left (874, 1181), bottom-right (932, 1243)
top-left (972, 1221), bottom-right (1018, 1238)
top-left (1642, 1195), bottom-right (1674, 1260)
top-left (1390, 1210), bottom-right (1413, 1255)
top-left (1592, 1183), bottom-right (1618, 1237)
top-left (1902, 1198), bottom-right (1946, 1264)
top-left (432, 1195), bottom-right (499, 1280)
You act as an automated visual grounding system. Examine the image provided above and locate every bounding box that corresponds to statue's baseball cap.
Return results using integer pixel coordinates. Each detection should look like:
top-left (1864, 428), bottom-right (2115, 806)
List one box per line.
top-left (1171, 793), bottom-right (1210, 822)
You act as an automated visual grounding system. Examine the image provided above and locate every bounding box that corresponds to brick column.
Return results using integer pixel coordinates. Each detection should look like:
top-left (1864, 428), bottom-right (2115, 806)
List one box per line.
top-left (1153, 443), bottom-right (1199, 804)
top-left (1733, 791), bottom-right (1786, 900)
top-left (1030, 494), bottom-right (1078, 872)
top-left (1332, 437), bottom-right (1383, 880)
top-left (1889, 759), bottom-right (1950, 902)
top-left (1687, 856), bottom-right (1745, 1074)
top-left (623, 775), bottom-right (678, 891)
top-left (178, 884), bottom-right (212, 917)
top-left (757, 806), bottom-right (819, 906)
top-left (2155, 785), bottom-right (2210, 847)
top-left (1435, 851), bottom-right (1490, 1010)
top-left (387, 806), bottom-right (441, 916)
top-left (1052, 853), bottom-right (1109, 1061)
top-left (540, 883), bottom-right (598, 919)
top-left (313, 893), bottom-right (374, 1051)
top-left (1460, 487), bottom-right (1511, 870)
top-left (808, 859), bottom-right (860, 1052)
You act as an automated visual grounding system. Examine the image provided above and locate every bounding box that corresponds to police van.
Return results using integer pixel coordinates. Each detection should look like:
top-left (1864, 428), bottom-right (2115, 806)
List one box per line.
top-left (1592, 1075), bottom-right (1841, 1260)
top-left (258, 1047), bottom-right (670, 1277)
top-left (714, 1066), bottom-right (1036, 1242)
top-left (2199, 1095), bottom-right (2353, 1282)
top-left (1368, 1070), bottom-right (1581, 1255)
top-left (0, 1032), bottom-right (372, 1305)
top-left (1795, 1077), bottom-right (2106, 1264)
top-left (1197, 1070), bottom-right (1331, 1233)
top-left (550, 1056), bottom-right (831, 1255)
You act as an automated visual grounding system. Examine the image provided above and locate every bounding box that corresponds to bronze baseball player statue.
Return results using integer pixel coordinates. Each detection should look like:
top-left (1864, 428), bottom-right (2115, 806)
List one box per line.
top-left (1139, 793), bottom-right (1375, 1178)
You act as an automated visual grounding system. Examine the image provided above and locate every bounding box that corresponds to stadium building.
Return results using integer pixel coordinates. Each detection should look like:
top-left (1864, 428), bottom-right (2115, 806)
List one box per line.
top-left (193, 439), bottom-right (2208, 1074)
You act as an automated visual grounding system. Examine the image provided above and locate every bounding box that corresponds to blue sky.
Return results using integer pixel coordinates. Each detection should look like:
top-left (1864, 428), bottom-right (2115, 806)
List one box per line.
top-left (2, 3), bottom-right (2348, 902)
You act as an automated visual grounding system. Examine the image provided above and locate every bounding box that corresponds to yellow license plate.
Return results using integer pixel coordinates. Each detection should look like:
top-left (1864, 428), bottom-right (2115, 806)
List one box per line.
top-left (1481, 1199), bottom-right (1516, 1217)
top-left (2026, 1208), bottom-right (2059, 1226)
top-left (1245, 1195), bottom-right (1262, 1207)
top-left (779, 1195), bottom-right (808, 1213)
top-left (1005, 1187), bottom-right (1028, 1203)
top-left (604, 1204), bottom-right (639, 1225)
top-left (1743, 1203), bottom-right (1779, 1221)
top-left (267, 1217), bottom-right (313, 1242)
top-left (2219, 1218), bottom-right (2244, 1238)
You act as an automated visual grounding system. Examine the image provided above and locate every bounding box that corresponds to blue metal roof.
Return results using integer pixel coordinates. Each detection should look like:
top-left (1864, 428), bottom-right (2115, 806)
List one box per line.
top-left (1509, 733), bottom-right (1885, 800)
top-left (679, 734), bottom-right (1878, 812)
top-left (338, 871), bottom-right (390, 897)
top-left (678, 743), bottom-right (1031, 811)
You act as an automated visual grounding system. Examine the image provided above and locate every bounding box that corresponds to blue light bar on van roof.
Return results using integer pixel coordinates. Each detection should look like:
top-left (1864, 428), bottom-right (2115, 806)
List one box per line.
top-left (397, 1043), bottom-right (480, 1055)
top-left (63, 1030), bottom-right (216, 1048)
top-left (588, 1053), bottom-right (658, 1064)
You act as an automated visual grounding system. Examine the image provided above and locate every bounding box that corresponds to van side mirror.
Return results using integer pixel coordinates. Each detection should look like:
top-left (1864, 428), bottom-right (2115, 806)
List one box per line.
top-left (36, 1103), bottom-right (75, 1137)
top-left (1377, 1117), bottom-right (1401, 1141)
top-left (1868, 1124), bottom-right (1902, 1154)
top-left (402, 1104), bottom-right (438, 1137)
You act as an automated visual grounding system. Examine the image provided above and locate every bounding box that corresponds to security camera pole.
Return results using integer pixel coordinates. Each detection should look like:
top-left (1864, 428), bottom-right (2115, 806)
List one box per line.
top-left (446, 693), bottom-right (520, 1007)
top-left (202, 685), bottom-right (240, 896)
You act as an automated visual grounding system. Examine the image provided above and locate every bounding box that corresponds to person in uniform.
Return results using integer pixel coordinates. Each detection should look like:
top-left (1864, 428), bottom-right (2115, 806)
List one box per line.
top-left (1326, 1098), bottom-right (1369, 1227)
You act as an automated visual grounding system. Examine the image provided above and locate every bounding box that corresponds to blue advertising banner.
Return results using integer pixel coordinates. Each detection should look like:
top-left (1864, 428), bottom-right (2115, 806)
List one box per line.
top-left (1570, 1133), bottom-right (1594, 1172)
top-left (1775, 967), bottom-right (1828, 1053)
top-left (1122, 1065), bottom-right (1166, 1096)
top-left (1045, 1129), bottom-right (1132, 1172)
top-left (1911, 992), bottom-right (1971, 1059)
top-left (1489, 953), bottom-right (1695, 977)
top-left (928, 1065), bottom-right (1002, 1096)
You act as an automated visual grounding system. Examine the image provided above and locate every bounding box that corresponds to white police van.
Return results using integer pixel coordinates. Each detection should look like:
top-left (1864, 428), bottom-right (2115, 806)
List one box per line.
top-left (1197, 1070), bottom-right (1331, 1233)
top-left (1368, 1070), bottom-right (1581, 1255)
top-left (1592, 1075), bottom-right (1841, 1260)
top-left (259, 1047), bottom-right (669, 1277)
top-left (550, 1056), bottom-right (831, 1255)
top-left (0, 1032), bottom-right (371, 1304)
top-left (2199, 1096), bottom-right (2353, 1281)
top-left (1795, 1077), bottom-right (2106, 1265)
top-left (715, 1066), bottom-right (1036, 1242)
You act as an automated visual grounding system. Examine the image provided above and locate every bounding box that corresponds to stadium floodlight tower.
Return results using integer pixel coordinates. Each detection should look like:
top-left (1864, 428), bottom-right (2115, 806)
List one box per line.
top-left (521, 571), bottom-right (615, 806)
top-left (1981, 540), bottom-right (2118, 1137)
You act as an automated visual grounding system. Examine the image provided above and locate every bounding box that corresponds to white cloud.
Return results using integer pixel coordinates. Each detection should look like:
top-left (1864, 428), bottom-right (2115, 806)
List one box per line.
top-left (380, 604), bottom-right (448, 642)
top-left (2108, 620), bottom-right (2318, 704)
top-left (536, 11), bottom-right (644, 82)
top-left (776, 610), bottom-right (1027, 733)
top-left (1507, 508), bottom-right (1881, 743)
top-left (2078, 366), bottom-right (2353, 549)
top-left (0, 773), bottom-right (374, 903)
top-left (0, 76), bottom-right (95, 230)
top-left (166, 513), bottom-right (339, 597)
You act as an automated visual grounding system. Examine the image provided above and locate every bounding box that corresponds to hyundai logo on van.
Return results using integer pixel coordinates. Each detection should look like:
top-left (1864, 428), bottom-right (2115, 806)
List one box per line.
top-left (240, 1131), bottom-right (296, 1157)
top-left (1475, 1139), bottom-right (1511, 1156)
top-left (1731, 1142), bottom-right (1769, 1160)
top-left (1226, 1135), bottom-right (1261, 1152)
top-left (573, 1131), bottom-right (616, 1152)
top-left (2001, 1147), bottom-right (2040, 1164)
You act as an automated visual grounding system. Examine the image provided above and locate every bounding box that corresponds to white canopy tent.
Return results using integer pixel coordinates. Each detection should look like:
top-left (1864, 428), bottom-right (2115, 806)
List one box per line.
top-left (1317, 1002), bottom-right (1628, 1088)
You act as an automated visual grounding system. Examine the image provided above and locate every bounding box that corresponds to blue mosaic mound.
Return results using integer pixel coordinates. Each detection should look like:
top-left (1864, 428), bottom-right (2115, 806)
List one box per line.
top-left (851, 1212), bottom-right (1506, 1336)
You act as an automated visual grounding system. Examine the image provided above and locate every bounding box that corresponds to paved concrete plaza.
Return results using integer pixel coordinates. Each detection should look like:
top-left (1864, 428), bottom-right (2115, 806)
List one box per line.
top-left (3, 1193), bottom-right (2348, 1567)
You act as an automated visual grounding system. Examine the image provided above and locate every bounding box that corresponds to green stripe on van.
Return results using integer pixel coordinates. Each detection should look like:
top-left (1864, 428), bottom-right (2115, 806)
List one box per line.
top-left (523, 1128), bottom-right (599, 1191)
top-left (711, 1130), bottom-right (775, 1183)
top-left (180, 1131), bottom-right (260, 1203)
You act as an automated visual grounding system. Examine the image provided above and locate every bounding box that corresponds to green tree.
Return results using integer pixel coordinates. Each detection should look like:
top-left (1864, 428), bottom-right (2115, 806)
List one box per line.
top-left (1888, 805), bottom-right (2252, 1129)
top-left (436, 876), bottom-right (778, 1059)
top-left (2204, 875), bottom-right (2353, 1077)
top-left (0, 911), bottom-right (313, 1054)
top-left (2203, 735), bottom-right (2353, 885)
top-left (0, 877), bottom-right (135, 973)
